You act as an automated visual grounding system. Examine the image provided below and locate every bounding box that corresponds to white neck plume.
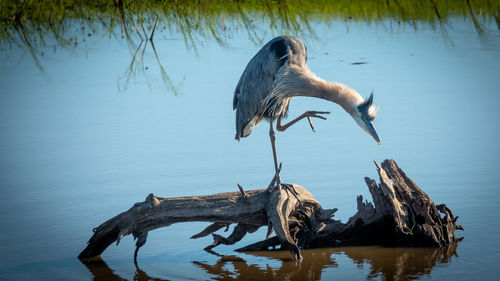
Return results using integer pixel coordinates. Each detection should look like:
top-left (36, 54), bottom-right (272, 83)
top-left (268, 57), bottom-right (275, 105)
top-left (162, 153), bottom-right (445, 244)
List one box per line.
top-left (272, 66), bottom-right (364, 114)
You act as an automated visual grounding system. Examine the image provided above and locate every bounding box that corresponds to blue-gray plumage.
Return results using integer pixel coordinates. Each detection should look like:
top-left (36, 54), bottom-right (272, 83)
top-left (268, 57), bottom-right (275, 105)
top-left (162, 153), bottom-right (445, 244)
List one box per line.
top-left (233, 36), bottom-right (380, 186)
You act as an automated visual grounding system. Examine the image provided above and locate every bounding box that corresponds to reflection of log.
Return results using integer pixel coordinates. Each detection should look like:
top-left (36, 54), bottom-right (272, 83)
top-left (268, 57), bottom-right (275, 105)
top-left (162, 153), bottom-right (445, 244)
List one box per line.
top-left (79, 159), bottom-right (462, 261)
top-left (80, 243), bottom-right (460, 281)
top-left (194, 249), bottom-right (337, 281)
top-left (340, 242), bottom-right (460, 281)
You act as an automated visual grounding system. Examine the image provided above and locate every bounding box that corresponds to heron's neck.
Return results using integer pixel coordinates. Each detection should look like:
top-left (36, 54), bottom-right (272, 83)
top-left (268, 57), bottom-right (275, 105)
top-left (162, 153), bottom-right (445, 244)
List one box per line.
top-left (299, 70), bottom-right (363, 113)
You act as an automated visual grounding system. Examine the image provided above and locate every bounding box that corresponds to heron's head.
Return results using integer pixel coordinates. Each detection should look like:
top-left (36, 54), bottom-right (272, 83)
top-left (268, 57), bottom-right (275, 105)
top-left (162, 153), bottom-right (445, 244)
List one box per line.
top-left (351, 91), bottom-right (381, 145)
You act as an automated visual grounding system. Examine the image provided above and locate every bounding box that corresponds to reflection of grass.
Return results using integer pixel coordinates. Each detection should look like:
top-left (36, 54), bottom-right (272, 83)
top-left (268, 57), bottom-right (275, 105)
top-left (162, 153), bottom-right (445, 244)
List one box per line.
top-left (117, 16), bottom-right (184, 94)
top-left (2, 0), bottom-right (499, 46)
top-left (1, 0), bottom-right (498, 92)
top-left (2, 0), bottom-right (498, 51)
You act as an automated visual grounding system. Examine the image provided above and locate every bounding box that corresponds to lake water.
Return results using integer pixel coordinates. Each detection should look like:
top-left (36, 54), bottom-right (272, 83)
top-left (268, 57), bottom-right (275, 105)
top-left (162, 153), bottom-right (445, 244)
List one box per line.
top-left (1, 18), bottom-right (499, 280)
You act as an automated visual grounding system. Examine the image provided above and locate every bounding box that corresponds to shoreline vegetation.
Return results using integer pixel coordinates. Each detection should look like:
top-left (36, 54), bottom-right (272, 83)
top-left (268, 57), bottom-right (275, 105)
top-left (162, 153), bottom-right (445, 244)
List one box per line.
top-left (1, 0), bottom-right (498, 91)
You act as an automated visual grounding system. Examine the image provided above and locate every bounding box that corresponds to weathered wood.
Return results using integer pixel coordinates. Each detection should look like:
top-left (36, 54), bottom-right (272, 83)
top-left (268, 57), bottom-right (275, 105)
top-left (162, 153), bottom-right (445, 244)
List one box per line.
top-left (239, 159), bottom-right (463, 251)
top-left (79, 159), bottom-right (462, 261)
top-left (78, 184), bottom-right (332, 261)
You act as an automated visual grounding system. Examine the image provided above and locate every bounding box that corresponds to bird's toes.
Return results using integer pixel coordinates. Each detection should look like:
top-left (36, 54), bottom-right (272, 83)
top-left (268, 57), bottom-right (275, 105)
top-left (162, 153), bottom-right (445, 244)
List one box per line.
top-left (307, 111), bottom-right (330, 119)
top-left (311, 114), bottom-right (327, 120)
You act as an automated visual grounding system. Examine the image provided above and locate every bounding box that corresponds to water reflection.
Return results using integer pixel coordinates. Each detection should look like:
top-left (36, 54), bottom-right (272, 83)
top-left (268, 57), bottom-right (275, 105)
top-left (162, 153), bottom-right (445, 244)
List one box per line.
top-left (1, 1), bottom-right (497, 93)
top-left (194, 249), bottom-right (337, 281)
top-left (81, 242), bottom-right (459, 281)
top-left (83, 257), bottom-right (167, 281)
top-left (117, 18), bottom-right (184, 94)
top-left (338, 244), bottom-right (459, 281)
top-left (82, 258), bottom-right (127, 281)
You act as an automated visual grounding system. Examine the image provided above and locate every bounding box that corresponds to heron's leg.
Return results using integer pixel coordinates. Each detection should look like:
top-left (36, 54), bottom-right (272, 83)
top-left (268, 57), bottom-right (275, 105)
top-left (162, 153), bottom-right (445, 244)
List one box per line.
top-left (276, 111), bottom-right (330, 132)
top-left (268, 121), bottom-right (303, 204)
top-left (269, 121), bottom-right (280, 178)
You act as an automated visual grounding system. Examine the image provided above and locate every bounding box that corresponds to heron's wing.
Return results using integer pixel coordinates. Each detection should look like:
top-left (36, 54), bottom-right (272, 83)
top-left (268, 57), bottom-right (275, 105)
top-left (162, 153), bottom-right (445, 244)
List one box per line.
top-left (233, 37), bottom-right (295, 140)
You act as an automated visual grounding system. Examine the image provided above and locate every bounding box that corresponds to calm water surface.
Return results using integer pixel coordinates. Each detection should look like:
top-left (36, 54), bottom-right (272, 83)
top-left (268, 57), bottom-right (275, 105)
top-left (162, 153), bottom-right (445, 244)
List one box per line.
top-left (1, 19), bottom-right (499, 280)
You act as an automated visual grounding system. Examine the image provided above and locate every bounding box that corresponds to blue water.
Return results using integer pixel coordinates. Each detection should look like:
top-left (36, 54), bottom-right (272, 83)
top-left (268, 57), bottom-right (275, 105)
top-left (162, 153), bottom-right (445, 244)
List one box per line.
top-left (1, 19), bottom-right (499, 280)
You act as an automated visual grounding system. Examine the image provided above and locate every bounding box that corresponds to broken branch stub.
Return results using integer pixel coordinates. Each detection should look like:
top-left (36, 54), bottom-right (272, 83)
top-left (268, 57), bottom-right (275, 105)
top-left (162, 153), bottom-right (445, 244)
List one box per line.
top-left (79, 159), bottom-right (462, 261)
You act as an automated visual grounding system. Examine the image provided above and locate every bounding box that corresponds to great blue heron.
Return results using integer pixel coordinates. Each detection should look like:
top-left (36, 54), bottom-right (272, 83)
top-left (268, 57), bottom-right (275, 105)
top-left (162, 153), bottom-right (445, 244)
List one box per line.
top-left (233, 36), bottom-right (380, 188)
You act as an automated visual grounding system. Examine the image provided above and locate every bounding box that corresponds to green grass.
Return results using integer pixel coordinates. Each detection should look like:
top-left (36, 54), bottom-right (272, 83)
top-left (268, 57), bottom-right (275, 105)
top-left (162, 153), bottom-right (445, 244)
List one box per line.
top-left (403, 225), bottom-right (415, 236)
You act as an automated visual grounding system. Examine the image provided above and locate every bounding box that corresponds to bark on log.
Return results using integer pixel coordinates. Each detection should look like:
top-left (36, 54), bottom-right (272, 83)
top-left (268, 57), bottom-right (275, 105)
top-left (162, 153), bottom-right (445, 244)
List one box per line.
top-left (78, 159), bottom-right (462, 261)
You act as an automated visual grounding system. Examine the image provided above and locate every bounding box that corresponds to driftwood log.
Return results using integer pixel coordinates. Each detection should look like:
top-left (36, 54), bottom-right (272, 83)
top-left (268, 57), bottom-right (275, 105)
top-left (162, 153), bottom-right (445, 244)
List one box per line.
top-left (78, 159), bottom-right (462, 261)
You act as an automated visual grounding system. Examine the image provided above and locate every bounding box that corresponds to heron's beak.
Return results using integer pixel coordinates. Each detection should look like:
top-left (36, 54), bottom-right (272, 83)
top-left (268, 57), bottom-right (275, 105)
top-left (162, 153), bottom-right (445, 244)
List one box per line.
top-left (363, 119), bottom-right (381, 146)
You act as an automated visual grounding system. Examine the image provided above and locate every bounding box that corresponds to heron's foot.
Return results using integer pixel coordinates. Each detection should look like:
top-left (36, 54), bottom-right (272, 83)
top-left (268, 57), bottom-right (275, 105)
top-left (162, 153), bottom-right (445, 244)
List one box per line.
top-left (267, 163), bottom-right (283, 191)
top-left (303, 111), bottom-right (330, 132)
top-left (279, 183), bottom-right (302, 204)
top-left (266, 164), bottom-right (302, 204)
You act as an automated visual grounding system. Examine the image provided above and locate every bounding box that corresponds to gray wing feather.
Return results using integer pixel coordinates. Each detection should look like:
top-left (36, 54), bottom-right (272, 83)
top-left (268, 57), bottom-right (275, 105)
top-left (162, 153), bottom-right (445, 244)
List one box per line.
top-left (233, 36), bottom-right (300, 140)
